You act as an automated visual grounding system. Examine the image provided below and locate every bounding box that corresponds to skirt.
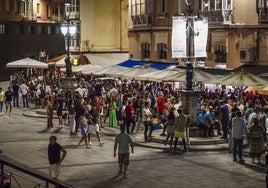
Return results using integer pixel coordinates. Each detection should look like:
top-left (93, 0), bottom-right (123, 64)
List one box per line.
top-left (175, 130), bottom-right (186, 139)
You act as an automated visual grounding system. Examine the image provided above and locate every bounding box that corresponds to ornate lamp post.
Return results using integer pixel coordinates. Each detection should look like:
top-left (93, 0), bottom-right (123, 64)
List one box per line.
top-left (60, 0), bottom-right (76, 94)
top-left (178, 0), bottom-right (202, 128)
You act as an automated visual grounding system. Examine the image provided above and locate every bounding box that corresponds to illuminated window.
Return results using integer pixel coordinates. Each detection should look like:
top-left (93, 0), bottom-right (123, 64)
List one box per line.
top-left (37, 3), bottom-right (40, 17)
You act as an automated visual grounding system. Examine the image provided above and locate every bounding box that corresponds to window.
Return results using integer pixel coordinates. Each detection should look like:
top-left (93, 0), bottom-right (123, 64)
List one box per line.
top-left (37, 3), bottom-right (40, 17)
top-left (14, 0), bottom-right (19, 13)
top-left (131, 0), bottom-right (146, 16)
top-left (41, 25), bottom-right (47, 34)
top-left (30, 25), bottom-right (35, 34)
top-left (141, 43), bottom-right (150, 59)
top-left (47, 26), bottom-right (51, 34)
top-left (214, 44), bottom-right (226, 63)
top-left (51, 26), bottom-right (56, 34)
top-left (0, 24), bottom-right (7, 34)
top-left (21, 1), bottom-right (26, 15)
top-left (174, 0), bottom-right (183, 15)
top-left (37, 25), bottom-right (42, 34)
top-left (46, 5), bottom-right (51, 18)
top-left (17, 25), bottom-right (24, 34)
top-left (157, 43), bottom-right (167, 59)
top-left (257, 0), bottom-right (268, 22)
top-left (158, 0), bottom-right (166, 15)
top-left (5, 0), bottom-right (9, 12)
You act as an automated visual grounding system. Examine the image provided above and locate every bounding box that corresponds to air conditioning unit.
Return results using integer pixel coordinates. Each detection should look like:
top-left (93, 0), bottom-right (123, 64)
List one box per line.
top-left (240, 47), bottom-right (256, 63)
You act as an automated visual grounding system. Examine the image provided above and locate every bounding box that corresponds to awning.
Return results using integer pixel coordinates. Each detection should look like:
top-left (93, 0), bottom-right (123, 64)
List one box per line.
top-left (85, 53), bottom-right (129, 67)
top-left (233, 64), bottom-right (268, 75)
top-left (117, 59), bottom-right (174, 70)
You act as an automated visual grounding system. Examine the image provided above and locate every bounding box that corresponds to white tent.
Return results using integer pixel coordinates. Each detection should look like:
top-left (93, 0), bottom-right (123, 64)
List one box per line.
top-left (90, 65), bottom-right (130, 76)
top-left (60, 64), bottom-right (101, 73)
top-left (79, 64), bottom-right (102, 74)
top-left (113, 66), bottom-right (158, 79)
top-left (85, 53), bottom-right (128, 67)
top-left (6, 57), bottom-right (48, 69)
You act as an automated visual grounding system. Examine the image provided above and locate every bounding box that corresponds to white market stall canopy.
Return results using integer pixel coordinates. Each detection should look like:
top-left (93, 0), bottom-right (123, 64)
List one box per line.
top-left (60, 64), bottom-right (102, 73)
top-left (90, 65), bottom-right (130, 76)
top-left (6, 57), bottom-right (48, 69)
top-left (85, 53), bottom-right (129, 67)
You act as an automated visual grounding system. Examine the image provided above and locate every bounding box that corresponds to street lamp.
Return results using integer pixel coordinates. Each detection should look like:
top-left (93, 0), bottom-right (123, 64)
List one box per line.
top-left (60, 0), bottom-right (76, 95)
top-left (185, 0), bottom-right (199, 91)
top-left (61, 0), bottom-right (76, 77)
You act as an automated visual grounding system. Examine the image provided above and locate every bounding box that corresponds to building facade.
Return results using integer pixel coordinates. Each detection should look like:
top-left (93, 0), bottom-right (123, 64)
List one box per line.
top-left (128, 0), bottom-right (268, 70)
top-left (0, 0), bottom-right (66, 69)
top-left (79, 0), bottom-right (129, 53)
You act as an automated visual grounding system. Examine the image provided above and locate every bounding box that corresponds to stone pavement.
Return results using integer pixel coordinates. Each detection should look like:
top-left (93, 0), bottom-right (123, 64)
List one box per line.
top-left (0, 80), bottom-right (266, 188)
top-left (23, 108), bottom-right (233, 152)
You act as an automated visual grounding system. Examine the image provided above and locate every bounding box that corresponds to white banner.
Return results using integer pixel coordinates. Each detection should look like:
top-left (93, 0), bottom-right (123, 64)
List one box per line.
top-left (194, 18), bottom-right (208, 58)
top-left (172, 16), bottom-right (187, 58)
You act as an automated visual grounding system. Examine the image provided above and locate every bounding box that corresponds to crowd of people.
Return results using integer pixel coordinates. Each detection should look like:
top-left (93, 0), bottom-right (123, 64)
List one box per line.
top-left (1, 69), bottom-right (268, 164)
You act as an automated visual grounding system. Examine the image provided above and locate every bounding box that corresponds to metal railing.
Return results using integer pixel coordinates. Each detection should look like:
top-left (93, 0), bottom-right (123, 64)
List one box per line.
top-left (0, 155), bottom-right (72, 188)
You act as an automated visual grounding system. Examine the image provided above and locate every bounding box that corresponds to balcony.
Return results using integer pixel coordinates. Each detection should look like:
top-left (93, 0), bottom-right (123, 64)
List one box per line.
top-left (197, 10), bottom-right (224, 23)
top-left (131, 14), bottom-right (153, 27)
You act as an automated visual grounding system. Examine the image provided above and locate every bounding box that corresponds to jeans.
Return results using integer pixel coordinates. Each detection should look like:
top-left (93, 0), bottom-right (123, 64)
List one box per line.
top-left (233, 137), bottom-right (243, 160)
top-left (126, 117), bottom-right (136, 134)
top-left (13, 94), bottom-right (19, 107)
top-left (22, 94), bottom-right (29, 107)
top-left (165, 133), bottom-right (174, 147)
top-left (0, 101), bottom-right (3, 113)
top-left (144, 121), bottom-right (153, 140)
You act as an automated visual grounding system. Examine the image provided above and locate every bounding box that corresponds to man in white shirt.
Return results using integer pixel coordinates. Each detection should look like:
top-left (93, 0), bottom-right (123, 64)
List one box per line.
top-left (19, 82), bottom-right (30, 108)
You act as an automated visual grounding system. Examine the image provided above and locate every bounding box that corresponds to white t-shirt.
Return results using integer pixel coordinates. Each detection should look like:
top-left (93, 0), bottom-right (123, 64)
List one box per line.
top-left (265, 118), bottom-right (268, 135)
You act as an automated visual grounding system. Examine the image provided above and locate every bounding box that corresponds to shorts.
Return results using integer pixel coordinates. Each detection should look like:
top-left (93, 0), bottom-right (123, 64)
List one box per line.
top-left (57, 110), bottom-right (63, 117)
top-left (118, 153), bottom-right (130, 166)
top-left (49, 163), bottom-right (60, 178)
top-left (88, 123), bottom-right (100, 134)
top-left (81, 124), bottom-right (89, 135)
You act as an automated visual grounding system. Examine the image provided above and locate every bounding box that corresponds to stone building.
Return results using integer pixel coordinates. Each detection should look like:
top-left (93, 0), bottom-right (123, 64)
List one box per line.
top-left (128, 0), bottom-right (268, 71)
top-left (0, 0), bottom-right (66, 69)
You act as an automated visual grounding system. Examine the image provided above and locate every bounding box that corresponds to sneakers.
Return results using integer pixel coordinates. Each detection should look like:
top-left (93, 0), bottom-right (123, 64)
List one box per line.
top-left (88, 142), bottom-right (92, 146)
top-left (78, 141), bottom-right (82, 147)
top-left (239, 159), bottom-right (245, 163)
top-left (123, 173), bottom-right (128, 178)
top-left (99, 142), bottom-right (105, 147)
top-left (86, 144), bottom-right (91, 148)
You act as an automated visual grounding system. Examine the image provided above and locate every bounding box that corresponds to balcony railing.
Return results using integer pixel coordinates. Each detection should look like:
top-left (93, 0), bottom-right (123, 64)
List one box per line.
top-left (0, 155), bottom-right (72, 188)
top-left (197, 10), bottom-right (224, 23)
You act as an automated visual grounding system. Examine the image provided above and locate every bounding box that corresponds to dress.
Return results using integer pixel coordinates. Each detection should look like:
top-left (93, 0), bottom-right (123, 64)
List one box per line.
top-left (248, 123), bottom-right (264, 157)
top-left (109, 101), bottom-right (118, 128)
top-left (174, 114), bottom-right (187, 139)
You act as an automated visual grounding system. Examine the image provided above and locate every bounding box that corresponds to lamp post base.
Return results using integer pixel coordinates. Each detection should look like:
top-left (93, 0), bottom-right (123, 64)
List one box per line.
top-left (178, 90), bottom-right (200, 125)
top-left (61, 77), bottom-right (76, 95)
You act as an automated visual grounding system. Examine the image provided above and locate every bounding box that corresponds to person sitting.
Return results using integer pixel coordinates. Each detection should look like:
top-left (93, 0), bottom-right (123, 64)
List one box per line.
top-left (205, 106), bottom-right (219, 136)
top-left (198, 109), bottom-right (210, 137)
